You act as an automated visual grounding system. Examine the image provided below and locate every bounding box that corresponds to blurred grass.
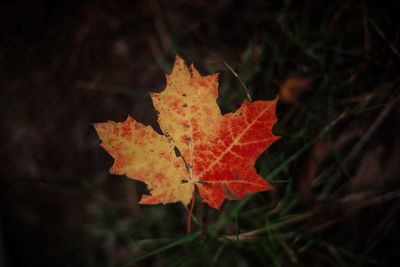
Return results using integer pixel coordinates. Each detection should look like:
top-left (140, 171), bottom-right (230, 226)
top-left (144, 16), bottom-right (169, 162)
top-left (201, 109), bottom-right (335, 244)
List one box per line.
top-left (1, 0), bottom-right (399, 267)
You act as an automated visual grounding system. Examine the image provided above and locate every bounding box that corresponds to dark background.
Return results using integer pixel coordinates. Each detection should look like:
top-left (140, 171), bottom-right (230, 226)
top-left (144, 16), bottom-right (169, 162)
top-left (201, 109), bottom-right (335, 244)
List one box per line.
top-left (1, 0), bottom-right (399, 266)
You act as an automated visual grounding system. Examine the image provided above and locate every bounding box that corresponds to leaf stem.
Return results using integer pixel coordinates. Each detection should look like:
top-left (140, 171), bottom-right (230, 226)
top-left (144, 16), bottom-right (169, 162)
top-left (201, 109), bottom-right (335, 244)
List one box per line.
top-left (187, 190), bottom-right (196, 234)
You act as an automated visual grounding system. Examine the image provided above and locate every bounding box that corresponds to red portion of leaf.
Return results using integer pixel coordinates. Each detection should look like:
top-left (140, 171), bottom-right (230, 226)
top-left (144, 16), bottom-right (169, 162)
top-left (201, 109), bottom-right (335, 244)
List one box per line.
top-left (195, 100), bottom-right (280, 209)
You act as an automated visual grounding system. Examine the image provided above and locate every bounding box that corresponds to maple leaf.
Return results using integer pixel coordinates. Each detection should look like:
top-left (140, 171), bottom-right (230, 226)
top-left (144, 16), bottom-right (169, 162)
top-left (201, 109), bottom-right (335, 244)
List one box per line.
top-left (94, 55), bottom-right (280, 210)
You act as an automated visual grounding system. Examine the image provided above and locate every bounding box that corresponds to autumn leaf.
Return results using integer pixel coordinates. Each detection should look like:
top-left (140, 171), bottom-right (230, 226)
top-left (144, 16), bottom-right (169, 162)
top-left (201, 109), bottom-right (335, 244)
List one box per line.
top-left (94, 55), bottom-right (280, 211)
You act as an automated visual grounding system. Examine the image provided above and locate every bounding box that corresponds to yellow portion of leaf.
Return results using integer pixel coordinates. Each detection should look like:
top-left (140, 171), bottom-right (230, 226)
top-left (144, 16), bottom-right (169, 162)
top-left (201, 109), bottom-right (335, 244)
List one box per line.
top-left (94, 116), bottom-right (193, 206)
top-left (151, 56), bottom-right (222, 182)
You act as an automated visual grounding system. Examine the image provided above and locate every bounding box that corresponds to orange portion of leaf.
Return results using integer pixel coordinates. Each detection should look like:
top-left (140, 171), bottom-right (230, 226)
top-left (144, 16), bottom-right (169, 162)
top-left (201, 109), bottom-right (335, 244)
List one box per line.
top-left (94, 55), bottom-right (280, 209)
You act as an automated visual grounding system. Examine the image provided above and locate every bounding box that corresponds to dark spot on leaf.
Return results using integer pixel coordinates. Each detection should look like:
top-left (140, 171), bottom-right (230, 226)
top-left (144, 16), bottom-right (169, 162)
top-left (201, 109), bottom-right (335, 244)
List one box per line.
top-left (232, 169), bottom-right (239, 179)
top-left (223, 184), bottom-right (240, 200)
top-left (174, 146), bottom-right (182, 157)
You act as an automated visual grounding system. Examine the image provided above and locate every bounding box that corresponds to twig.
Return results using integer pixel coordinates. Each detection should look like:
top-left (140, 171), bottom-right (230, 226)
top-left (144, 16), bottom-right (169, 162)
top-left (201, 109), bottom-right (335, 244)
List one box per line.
top-left (219, 213), bottom-right (312, 242)
top-left (370, 20), bottom-right (400, 59)
top-left (223, 61), bottom-right (252, 102)
top-left (338, 189), bottom-right (400, 207)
